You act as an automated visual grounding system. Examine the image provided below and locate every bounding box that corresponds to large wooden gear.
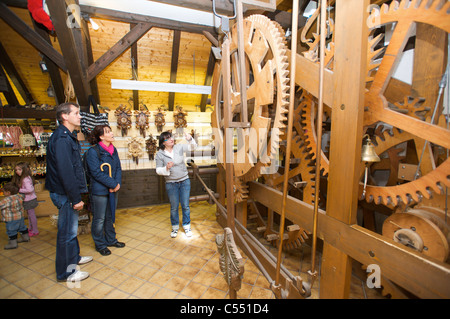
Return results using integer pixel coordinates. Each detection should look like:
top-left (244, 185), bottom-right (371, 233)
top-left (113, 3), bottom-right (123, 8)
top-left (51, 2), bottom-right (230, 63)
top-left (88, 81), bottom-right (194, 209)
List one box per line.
top-left (211, 14), bottom-right (290, 183)
top-left (210, 0), bottom-right (450, 299)
top-left (295, 0), bottom-right (450, 208)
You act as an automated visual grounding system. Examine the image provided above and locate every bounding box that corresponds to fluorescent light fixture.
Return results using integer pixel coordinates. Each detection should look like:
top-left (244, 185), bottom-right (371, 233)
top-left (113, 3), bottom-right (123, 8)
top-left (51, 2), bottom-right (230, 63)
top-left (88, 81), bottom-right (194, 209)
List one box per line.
top-left (111, 79), bottom-right (211, 95)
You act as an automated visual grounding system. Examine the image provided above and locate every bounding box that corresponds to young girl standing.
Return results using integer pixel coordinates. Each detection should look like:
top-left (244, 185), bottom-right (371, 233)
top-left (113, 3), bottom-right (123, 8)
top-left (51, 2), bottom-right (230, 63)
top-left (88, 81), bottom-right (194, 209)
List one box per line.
top-left (12, 162), bottom-right (39, 236)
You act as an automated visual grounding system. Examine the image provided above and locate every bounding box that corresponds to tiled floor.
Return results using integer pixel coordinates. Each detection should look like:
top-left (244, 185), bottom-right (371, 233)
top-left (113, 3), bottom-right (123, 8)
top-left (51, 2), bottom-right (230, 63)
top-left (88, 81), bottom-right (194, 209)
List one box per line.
top-left (0, 201), bottom-right (383, 299)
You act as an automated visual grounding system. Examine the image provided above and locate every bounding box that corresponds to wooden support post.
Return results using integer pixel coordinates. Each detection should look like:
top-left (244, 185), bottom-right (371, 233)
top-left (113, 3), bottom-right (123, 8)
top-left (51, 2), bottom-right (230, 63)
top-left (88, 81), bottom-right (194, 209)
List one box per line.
top-left (46, 0), bottom-right (90, 108)
top-left (169, 30), bottom-right (181, 111)
top-left (319, 0), bottom-right (369, 299)
top-left (222, 38), bottom-right (237, 298)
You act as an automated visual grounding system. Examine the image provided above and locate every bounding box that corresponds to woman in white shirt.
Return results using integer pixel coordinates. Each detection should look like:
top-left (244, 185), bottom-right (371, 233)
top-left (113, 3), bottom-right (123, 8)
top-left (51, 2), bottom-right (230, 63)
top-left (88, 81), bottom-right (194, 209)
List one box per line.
top-left (155, 131), bottom-right (196, 238)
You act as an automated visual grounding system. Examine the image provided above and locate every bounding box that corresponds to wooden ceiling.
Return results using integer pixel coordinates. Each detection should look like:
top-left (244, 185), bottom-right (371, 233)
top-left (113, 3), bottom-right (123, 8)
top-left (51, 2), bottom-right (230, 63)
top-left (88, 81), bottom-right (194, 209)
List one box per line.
top-left (0, 0), bottom-right (309, 115)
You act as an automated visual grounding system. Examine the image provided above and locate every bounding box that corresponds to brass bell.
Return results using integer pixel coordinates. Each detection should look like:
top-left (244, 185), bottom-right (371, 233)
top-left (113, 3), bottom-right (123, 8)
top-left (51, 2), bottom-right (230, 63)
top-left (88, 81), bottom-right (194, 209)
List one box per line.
top-left (361, 134), bottom-right (380, 163)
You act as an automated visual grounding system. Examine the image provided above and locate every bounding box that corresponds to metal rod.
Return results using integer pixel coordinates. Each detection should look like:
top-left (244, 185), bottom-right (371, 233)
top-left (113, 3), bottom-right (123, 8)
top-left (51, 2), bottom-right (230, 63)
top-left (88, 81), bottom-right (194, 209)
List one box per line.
top-left (236, 0), bottom-right (248, 123)
top-left (274, 0), bottom-right (299, 287)
top-left (309, 0), bottom-right (327, 283)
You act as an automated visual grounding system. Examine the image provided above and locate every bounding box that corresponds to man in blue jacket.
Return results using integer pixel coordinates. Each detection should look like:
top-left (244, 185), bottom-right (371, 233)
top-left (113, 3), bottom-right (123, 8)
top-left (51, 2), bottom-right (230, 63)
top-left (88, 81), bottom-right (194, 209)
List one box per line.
top-left (46, 102), bottom-right (92, 283)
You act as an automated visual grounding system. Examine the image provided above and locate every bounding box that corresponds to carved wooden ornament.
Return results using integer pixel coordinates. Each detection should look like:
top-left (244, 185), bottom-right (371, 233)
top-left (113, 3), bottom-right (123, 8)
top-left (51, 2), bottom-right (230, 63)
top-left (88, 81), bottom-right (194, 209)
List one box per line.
top-left (135, 110), bottom-right (150, 138)
top-left (216, 227), bottom-right (244, 292)
top-left (174, 106), bottom-right (187, 135)
top-left (127, 136), bottom-right (145, 165)
top-left (154, 106), bottom-right (166, 133)
top-left (145, 134), bottom-right (157, 160)
top-left (114, 105), bottom-right (132, 137)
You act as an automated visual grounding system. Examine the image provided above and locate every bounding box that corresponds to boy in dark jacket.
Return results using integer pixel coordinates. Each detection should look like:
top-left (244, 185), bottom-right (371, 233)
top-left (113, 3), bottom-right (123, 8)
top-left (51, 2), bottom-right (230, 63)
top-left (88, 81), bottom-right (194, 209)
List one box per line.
top-left (46, 102), bottom-right (92, 283)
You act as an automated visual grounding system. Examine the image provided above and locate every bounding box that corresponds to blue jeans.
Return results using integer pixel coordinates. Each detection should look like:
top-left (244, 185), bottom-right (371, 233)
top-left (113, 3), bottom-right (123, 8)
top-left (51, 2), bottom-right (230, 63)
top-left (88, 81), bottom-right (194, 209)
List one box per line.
top-left (90, 194), bottom-right (118, 250)
top-left (165, 178), bottom-right (191, 230)
top-left (5, 219), bottom-right (27, 238)
top-left (50, 192), bottom-right (81, 281)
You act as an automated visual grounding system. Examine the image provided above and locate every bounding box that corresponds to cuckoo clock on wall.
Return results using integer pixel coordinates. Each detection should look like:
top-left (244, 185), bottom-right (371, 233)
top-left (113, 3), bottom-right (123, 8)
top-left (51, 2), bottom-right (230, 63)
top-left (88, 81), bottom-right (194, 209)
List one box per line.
top-left (154, 106), bottom-right (166, 133)
top-left (114, 105), bottom-right (132, 137)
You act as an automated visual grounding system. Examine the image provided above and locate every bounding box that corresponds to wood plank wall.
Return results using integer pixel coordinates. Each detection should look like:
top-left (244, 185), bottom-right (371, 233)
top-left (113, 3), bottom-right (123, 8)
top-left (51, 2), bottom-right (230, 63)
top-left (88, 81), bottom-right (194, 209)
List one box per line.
top-left (1, 8), bottom-right (212, 112)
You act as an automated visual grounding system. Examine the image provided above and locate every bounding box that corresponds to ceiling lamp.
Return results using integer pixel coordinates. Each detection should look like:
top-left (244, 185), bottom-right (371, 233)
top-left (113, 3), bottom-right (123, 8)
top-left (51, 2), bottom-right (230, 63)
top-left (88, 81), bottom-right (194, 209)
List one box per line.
top-left (111, 79), bottom-right (211, 95)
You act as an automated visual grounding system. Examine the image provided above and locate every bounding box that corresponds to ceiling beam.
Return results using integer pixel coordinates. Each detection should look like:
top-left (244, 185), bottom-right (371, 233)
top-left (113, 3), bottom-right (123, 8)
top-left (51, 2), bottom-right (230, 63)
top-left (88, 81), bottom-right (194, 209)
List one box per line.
top-left (0, 3), bottom-right (67, 72)
top-left (0, 0), bottom-right (27, 9)
top-left (87, 22), bottom-right (153, 82)
top-left (0, 42), bottom-right (34, 104)
top-left (81, 5), bottom-right (218, 35)
top-left (200, 50), bottom-right (216, 112)
top-left (168, 30), bottom-right (181, 111)
top-left (30, 18), bottom-right (66, 105)
top-left (151, 0), bottom-right (236, 15)
top-left (46, 0), bottom-right (90, 108)
top-left (0, 65), bottom-right (19, 106)
top-left (80, 16), bottom-right (100, 105)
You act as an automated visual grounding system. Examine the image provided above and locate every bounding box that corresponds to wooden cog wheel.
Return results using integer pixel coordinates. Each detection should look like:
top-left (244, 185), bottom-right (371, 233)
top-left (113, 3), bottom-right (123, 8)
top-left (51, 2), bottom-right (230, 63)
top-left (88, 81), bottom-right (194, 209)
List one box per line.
top-left (297, 0), bottom-right (450, 207)
top-left (211, 14), bottom-right (290, 189)
top-left (382, 209), bottom-right (450, 262)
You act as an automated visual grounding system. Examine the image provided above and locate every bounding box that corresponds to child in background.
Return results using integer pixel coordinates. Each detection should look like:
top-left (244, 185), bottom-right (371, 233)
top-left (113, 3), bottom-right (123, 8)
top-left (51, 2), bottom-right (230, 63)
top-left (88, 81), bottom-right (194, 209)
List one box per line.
top-left (0, 183), bottom-right (29, 249)
top-left (12, 162), bottom-right (39, 236)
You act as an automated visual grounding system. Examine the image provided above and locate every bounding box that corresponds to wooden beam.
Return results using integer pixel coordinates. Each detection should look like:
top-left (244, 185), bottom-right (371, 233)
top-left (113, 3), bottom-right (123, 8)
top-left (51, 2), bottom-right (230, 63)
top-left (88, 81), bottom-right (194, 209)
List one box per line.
top-left (248, 182), bottom-right (450, 299)
top-left (168, 30), bottom-right (181, 111)
top-left (0, 3), bottom-right (67, 72)
top-left (46, 0), bottom-right (90, 108)
top-left (320, 0), bottom-right (369, 299)
top-left (151, 0), bottom-right (236, 15)
top-left (200, 50), bottom-right (216, 112)
top-left (293, 51), bottom-right (334, 106)
top-left (0, 106), bottom-right (56, 118)
top-left (30, 18), bottom-right (65, 105)
top-left (80, 16), bottom-right (100, 105)
top-left (81, 5), bottom-right (217, 36)
top-left (0, 0), bottom-right (27, 8)
top-left (0, 65), bottom-right (19, 106)
top-left (0, 42), bottom-right (33, 104)
top-left (87, 22), bottom-right (153, 82)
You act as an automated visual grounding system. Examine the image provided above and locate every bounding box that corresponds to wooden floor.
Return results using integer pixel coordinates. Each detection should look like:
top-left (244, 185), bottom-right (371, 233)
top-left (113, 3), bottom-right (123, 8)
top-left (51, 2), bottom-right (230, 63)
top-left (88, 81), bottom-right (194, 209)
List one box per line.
top-left (0, 201), bottom-right (385, 299)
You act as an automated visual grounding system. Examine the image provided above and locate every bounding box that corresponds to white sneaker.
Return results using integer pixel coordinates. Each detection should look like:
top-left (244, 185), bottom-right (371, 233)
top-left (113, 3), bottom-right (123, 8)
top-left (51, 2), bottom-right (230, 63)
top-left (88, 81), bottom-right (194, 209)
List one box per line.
top-left (78, 256), bottom-right (93, 265)
top-left (171, 229), bottom-right (178, 238)
top-left (184, 228), bottom-right (192, 238)
top-left (67, 270), bottom-right (89, 282)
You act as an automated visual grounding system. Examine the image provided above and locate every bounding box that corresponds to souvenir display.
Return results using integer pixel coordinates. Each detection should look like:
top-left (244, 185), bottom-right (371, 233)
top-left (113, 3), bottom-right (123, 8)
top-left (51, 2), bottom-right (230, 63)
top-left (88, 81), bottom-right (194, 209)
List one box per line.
top-left (127, 136), bottom-right (145, 165)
